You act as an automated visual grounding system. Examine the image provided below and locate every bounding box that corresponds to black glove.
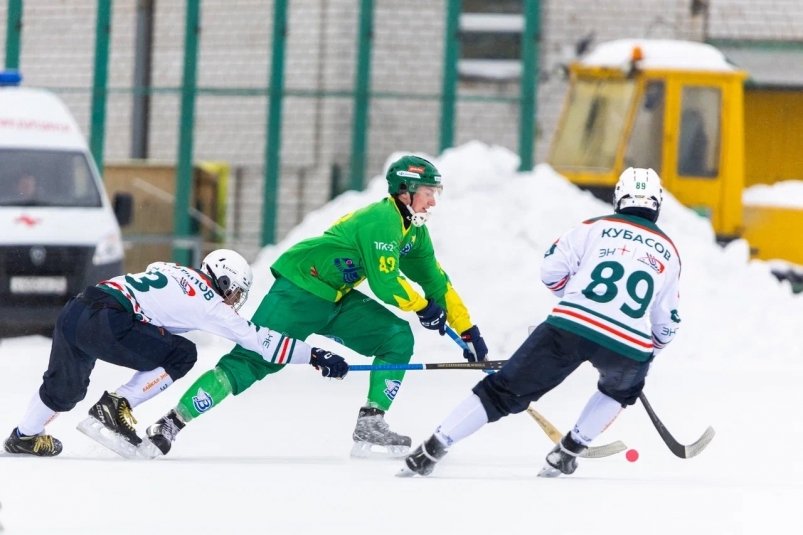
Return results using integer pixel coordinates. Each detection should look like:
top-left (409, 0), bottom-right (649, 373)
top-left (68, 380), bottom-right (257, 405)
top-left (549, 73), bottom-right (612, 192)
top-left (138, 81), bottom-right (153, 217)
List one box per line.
top-left (460, 325), bottom-right (488, 362)
top-left (416, 299), bottom-right (446, 335)
top-left (310, 347), bottom-right (348, 379)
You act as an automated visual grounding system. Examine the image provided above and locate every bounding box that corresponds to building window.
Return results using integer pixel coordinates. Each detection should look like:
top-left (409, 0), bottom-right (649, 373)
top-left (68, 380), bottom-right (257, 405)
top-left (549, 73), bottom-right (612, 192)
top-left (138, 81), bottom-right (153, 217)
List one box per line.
top-left (459, 0), bottom-right (523, 81)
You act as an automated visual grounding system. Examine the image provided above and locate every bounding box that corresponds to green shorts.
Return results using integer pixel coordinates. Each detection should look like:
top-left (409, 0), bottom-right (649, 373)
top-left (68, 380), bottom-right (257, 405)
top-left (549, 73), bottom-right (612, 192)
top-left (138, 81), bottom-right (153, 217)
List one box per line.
top-left (217, 276), bottom-right (414, 409)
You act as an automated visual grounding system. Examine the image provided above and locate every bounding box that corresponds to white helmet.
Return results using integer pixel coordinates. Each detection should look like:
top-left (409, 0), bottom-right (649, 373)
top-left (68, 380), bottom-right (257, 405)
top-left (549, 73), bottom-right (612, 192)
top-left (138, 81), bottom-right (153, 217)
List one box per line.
top-left (613, 167), bottom-right (663, 222)
top-left (200, 249), bottom-right (253, 311)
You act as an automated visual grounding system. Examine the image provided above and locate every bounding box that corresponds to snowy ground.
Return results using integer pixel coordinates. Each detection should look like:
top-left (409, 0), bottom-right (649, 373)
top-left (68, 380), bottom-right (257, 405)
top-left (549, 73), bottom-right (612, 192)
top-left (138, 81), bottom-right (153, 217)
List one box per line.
top-left (2, 142), bottom-right (803, 534)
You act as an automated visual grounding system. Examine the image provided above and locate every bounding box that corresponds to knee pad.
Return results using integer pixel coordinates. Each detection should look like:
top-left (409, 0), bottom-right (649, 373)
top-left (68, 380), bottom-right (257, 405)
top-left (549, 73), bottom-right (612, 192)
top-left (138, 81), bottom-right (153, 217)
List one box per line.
top-left (163, 336), bottom-right (198, 380)
top-left (600, 380), bottom-right (644, 407)
top-left (472, 374), bottom-right (528, 423)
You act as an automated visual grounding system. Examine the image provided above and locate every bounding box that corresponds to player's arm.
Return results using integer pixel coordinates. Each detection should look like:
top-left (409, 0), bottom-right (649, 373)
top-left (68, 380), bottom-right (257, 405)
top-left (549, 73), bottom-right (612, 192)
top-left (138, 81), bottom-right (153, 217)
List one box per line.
top-left (202, 300), bottom-right (312, 363)
top-left (650, 265), bottom-right (681, 356)
top-left (540, 226), bottom-right (585, 297)
top-left (400, 235), bottom-right (472, 334)
top-left (399, 230), bottom-right (486, 360)
top-left (202, 302), bottom-right (348, 377)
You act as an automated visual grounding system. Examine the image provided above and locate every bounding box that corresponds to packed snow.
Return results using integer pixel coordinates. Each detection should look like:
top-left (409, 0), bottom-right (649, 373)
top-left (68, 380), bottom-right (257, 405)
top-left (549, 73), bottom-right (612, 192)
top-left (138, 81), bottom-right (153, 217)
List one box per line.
top-left (580, 39), bottom-right (737, 72)
top-left (2, 141), bottom-right (802, 534)
top-left (744, 180), bottom-right (803, 208)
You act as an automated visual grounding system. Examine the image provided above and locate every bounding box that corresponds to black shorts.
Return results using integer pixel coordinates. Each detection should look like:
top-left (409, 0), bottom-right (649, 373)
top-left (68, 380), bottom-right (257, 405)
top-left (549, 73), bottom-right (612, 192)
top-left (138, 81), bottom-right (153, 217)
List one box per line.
top-left (38, 286), bottom-right (197, 412)
top-left (473, 323), bottom-right (651, 422)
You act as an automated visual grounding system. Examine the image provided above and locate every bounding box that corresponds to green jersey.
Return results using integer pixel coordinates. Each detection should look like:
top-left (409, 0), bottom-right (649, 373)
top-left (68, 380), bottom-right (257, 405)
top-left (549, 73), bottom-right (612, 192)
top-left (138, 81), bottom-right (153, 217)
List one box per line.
top-left (271, 196), bottom-right (472, 333)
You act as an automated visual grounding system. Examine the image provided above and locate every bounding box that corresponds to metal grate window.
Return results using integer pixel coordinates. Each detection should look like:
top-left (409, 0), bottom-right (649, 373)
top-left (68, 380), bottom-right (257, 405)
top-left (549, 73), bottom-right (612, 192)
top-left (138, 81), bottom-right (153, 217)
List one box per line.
top-left (460, 1), bottom-right (524, 81)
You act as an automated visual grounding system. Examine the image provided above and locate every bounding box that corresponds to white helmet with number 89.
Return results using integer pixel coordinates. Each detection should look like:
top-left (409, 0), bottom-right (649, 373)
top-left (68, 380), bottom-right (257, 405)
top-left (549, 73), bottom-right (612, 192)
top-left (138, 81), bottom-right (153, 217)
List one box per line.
top-left (200, 249), bottom-right (253, 311)
top-left (613, 167), bottom-right (663, 223)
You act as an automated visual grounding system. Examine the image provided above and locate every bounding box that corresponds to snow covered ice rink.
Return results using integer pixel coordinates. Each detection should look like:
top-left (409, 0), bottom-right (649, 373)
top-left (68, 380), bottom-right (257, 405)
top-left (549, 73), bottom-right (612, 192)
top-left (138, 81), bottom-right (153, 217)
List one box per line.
top-left (2, 143), bottom-right (802, 534)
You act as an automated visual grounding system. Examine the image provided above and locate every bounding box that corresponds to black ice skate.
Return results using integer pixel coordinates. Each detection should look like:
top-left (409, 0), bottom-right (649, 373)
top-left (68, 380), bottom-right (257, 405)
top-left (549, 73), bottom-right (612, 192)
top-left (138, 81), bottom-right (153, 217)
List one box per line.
top-left (397, 434), bottom-right (448, 477)
top-left (538, 432), bottom-right (588, 478)
top-left (3, 427), bottom-right (63, 457)
top-left (76, 391), bottom-right (142, 459)
top-left (142, 409), bottom-right (186, 458)
top-left (351, 406), bottom-right (412, 458)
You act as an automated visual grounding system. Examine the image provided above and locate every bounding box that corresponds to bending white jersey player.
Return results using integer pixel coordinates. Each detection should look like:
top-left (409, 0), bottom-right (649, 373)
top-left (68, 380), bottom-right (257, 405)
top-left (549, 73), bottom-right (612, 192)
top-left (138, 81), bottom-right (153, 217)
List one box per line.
top-left (100, 260), bottom-right (313, 363)
top-left (4, 249), bottom-right (347, 459)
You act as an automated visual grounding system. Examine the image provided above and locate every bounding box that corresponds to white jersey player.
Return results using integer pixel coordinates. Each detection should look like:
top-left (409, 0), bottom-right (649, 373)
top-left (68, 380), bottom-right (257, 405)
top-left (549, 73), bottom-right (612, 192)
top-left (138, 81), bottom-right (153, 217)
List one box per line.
top-left (4, 249), bottom-right (348, 458)
top-left (540, 184), bottom-right (681, 361)
top-left (402, 167), bottom-right (682, 478)
top-left (99, 260), bottom-right (313, 361)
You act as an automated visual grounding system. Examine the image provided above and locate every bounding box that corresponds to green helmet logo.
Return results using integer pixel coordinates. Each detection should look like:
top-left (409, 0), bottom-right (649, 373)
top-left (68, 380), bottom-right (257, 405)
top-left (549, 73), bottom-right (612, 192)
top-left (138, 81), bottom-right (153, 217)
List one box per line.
top-left (386, 155), bottom-right (442, 195)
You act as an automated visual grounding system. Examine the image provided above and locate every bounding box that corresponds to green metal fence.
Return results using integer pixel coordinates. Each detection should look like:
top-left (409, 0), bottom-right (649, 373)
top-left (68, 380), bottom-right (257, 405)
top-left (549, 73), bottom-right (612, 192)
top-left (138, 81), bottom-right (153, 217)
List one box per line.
top-left (2, 0), bottom-right (541, 263)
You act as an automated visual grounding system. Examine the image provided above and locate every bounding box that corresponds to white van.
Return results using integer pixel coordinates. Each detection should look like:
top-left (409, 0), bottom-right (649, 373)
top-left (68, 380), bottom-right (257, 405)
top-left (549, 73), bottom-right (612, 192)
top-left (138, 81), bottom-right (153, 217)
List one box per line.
top-left (0, 71), bottom-right (131, 336)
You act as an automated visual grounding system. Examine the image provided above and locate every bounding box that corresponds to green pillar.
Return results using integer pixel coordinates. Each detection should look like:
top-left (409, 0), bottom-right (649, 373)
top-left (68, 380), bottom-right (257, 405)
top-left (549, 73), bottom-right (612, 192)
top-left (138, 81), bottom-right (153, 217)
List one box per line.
top-left (439, 0), bottom-right (461, 152)
top-left (90, 0), bottom-right (112, 172)
top-left (518, 0), bottom-right (540, 171)
top-left (173, 0), bottom-right (200, 264)
top-left (261, 0), bottom-right (288, 246)
top-left (349, 0), bottom-right (373, 191)
top-left (4, 0), bottom-right (22, 70)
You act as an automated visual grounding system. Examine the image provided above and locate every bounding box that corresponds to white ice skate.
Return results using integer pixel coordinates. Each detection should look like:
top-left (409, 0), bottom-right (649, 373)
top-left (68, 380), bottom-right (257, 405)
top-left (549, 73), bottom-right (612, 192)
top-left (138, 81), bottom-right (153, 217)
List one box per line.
top-left (76, 416), bottom-right (141, 459)
top-left (351, 406), bottom-right (411, 459)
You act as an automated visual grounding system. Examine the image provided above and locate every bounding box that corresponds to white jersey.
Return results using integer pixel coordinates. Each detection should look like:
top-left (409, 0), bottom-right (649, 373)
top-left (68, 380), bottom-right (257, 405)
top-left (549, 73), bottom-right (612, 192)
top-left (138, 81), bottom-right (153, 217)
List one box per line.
top-left (540, 213), bottom-right (681, 361)
top-left (97, 262), bottom-right (310, 366)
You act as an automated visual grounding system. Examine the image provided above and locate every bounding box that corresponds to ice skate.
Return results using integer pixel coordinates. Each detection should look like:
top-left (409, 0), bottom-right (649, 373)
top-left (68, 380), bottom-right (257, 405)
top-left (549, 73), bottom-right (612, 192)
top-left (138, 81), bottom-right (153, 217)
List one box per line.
top-left (76, 391), bottom-right (142, 459)
top-left (397, 434), bottom-right (448, 477)
top-left (351, 406), bottom-right (411, 458)
top-left (538, 432), bottom-right (587, 478)
top-left (142, 409), bottom-right (186, 458)
top-left (3, 427), bottom-right (62, 457)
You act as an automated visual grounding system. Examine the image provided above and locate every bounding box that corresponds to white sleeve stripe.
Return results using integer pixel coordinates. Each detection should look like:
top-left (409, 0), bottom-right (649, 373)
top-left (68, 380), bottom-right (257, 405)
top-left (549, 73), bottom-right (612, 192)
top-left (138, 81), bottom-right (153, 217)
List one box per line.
top-left (273, 336), bottom-right (291, 364)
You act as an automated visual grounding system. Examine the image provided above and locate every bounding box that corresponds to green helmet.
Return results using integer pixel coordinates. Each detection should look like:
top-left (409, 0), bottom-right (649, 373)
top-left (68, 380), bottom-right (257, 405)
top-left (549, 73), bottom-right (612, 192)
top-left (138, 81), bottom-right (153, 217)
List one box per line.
top-left (385, 155), bottom-right (443, 195)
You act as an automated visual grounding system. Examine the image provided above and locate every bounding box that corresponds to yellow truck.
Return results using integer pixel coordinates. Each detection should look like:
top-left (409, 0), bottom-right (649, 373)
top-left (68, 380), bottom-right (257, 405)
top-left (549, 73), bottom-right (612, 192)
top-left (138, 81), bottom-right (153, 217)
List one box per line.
top-left (548, 39), bottom-right (803, 273)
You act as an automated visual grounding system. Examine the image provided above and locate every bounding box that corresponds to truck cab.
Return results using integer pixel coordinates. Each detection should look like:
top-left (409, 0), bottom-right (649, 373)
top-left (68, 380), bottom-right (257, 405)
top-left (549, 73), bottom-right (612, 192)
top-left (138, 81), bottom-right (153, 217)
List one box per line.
top-left (549, 39), bottom-right (747, 239)
top-left (0, 71), bottom-right (131, 336)
top-left (549, 39), bottom-right (803, 273)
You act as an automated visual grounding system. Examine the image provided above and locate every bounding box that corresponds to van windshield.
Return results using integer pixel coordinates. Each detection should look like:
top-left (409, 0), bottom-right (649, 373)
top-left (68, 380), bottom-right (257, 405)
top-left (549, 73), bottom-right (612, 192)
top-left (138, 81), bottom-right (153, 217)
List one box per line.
top-left (0, 149), bottom-right (102, 208)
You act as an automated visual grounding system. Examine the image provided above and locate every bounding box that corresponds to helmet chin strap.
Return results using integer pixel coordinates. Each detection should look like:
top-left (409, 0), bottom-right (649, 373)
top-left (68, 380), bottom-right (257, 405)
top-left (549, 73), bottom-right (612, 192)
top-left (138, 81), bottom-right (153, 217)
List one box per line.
top-left (406, 204), bottom-right (429, 227)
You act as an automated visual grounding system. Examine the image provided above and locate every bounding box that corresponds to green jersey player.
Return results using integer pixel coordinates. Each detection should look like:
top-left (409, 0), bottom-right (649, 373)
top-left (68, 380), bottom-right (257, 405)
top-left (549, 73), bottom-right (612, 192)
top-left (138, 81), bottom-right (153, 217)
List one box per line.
top-left (145, 155), bottom-right (488, 458)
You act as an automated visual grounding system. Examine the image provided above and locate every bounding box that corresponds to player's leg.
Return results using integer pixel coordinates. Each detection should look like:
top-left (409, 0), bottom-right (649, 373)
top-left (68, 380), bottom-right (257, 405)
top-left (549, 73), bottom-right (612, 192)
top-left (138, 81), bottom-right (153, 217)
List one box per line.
top-left (147, 277), bottom-right (334, 456)
top-left (473, 323), bottom-right (584, 422)
top-left (542, 335), bottom-right (650, 477)
top-left (565, 347), bottom-right (651, 449)
top-left (55, 290), bottom-right (198, 455)
top-left (590, 348), bottom-right (651, 409)
top-left (3, 298), bottom-right (90, 456)
top-left (319, 290), bottom-right (414, 456)
top-left (404, 323), bottom-right (584, 475)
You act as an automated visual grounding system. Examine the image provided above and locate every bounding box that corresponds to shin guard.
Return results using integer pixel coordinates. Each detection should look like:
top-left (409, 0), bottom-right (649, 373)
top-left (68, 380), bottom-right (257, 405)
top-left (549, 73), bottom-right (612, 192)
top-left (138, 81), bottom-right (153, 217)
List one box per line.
top-left (175, 367), bottom-right (232, 421)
